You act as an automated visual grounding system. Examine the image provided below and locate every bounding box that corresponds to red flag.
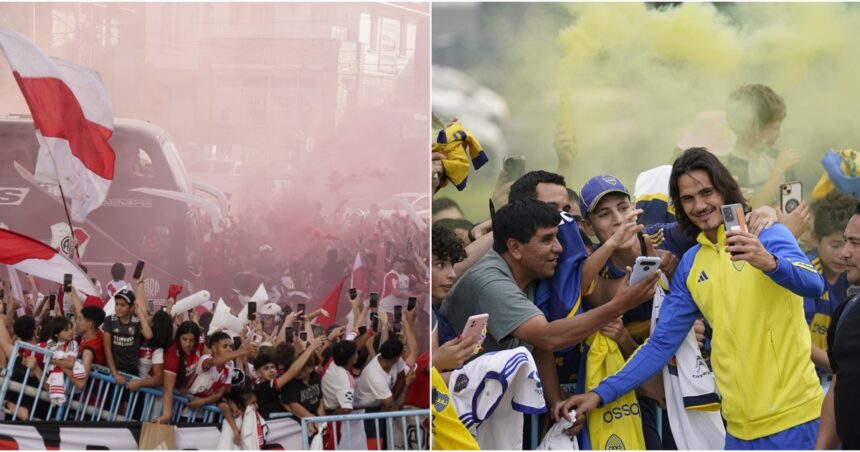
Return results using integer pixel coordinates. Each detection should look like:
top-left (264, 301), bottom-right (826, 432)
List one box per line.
top-left (350, 253), bottom-right (367, 296)
top-left (0, 229), bottom-right (97, 295)
top-left (0, 28), bottom-right (115, 224)
top-left (313, 275), bottom-right (347, 329)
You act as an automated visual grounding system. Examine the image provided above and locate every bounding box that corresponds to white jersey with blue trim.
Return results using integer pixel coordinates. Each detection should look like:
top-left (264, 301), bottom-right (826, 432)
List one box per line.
top-left (651, 284), bottom-right (726, 449)
top-left (448, 347), bottom-right (546, 450)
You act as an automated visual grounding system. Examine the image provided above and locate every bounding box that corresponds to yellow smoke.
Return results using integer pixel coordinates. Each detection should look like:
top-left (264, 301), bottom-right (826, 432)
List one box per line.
top-left (545, 2), bottom-right (860, 195)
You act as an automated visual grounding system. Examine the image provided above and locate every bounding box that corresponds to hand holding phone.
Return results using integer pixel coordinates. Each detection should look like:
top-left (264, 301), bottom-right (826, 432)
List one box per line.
top-left (461, 314), bottom-right (489, 355)
top-left (630, 256), bottom-right (662, 285)
top-left (349, 288), bottom-right (358, 300)
top-left (297, 303), bottom-right (305, 318)
top-left (780, 182), bottom-right (803, 214)
top-left (133, 261), bottom-right (145, 280)
top-left (721, 203), bottom-right (748, 257)
top-left (248, 301), bottom-right (257, 321)
top-left (407, 297), bottom-right (417, 311)
top-left (63, 274), bottom-right (72, 293)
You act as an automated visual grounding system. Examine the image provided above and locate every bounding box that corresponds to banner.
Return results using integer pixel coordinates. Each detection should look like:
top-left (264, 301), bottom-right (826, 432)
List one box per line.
top-left (0, 417), bottom-right (304, 450)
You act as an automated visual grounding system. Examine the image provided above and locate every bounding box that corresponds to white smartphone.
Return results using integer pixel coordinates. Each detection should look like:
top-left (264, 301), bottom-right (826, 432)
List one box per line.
top-left (630, 256), bottom-right (662, 285)
top-left (461, 313), bottom-right (489, 355)
top-left (780, 181), bottom-right (802, 214)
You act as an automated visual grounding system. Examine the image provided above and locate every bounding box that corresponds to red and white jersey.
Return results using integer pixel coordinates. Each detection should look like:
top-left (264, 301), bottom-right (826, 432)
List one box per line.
top-left (104, 279), bottom-right (130, 298)
top-left (380, 270), bottom-right (409, 313)
top-left (163, 342), bottom-right (204, 390)
top-left (187, 354), bottom-right (232, 398)
top-left (138, 346), bottom-right (164, 378)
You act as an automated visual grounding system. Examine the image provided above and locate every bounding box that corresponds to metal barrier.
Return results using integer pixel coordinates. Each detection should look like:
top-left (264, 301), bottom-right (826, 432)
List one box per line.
top-left (299, 409), bottom-right (429, 450)
top-left (0, 341), bottom-right (53, 421)
top-left (0, 342), bottom-right (221, 424)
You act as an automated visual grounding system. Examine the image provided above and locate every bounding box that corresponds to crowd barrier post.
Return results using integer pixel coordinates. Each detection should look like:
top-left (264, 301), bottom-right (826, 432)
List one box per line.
top-left (0, 341), bottom-right (54, 421)
top-left (299, 409), bottom-right (428, 450)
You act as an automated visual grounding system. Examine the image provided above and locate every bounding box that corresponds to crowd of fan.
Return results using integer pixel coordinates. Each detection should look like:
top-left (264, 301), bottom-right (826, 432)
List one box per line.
top-left (0, 234), bottom-right (428, 450)
top-left (430, 83), bottom-right (860, 450)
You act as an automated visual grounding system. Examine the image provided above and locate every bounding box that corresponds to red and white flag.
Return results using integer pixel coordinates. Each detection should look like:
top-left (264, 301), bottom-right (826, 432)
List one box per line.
top-left (49, 223), bottom-right (90, 258)
top-left (0, 27), bottom-right (115, 224)
top-left (0, 229), bottom-right (97, 295)
top-left (314, 275), bottom-right (347, 329)
top-left (350, 252), bottom-right (367, 295)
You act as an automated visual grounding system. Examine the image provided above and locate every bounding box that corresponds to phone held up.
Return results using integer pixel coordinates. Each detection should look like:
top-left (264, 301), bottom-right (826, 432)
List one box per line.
top-left (721, 203), bottom-right (748, 257)
top-left (780, 181), bottom-right (802, 214)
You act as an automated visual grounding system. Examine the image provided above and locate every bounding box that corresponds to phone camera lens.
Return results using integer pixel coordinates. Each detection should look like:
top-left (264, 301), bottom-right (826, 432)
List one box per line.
top-left (643, 266), bottom-right (651, 271)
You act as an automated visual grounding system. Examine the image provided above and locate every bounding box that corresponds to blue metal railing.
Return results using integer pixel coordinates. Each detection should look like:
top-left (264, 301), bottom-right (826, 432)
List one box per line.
top-left (0, 341), bottom-right (53, 421)
top-left (0, 342), bottom-right (221, 424)
top-left (299, 409), bottom-right (428, 450)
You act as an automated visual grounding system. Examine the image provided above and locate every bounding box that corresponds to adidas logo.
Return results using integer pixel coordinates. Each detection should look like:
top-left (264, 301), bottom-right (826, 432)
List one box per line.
top-left (697, 271), bottom-right (709, 283)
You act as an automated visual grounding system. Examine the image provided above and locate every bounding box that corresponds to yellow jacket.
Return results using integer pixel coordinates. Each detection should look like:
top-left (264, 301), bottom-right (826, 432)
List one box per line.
top-left (594, 224), bottom-right (825, 440)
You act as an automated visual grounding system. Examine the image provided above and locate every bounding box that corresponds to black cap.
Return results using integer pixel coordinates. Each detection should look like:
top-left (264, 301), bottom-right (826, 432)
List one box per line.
top-left (115, 288), bottom-right (136, 305)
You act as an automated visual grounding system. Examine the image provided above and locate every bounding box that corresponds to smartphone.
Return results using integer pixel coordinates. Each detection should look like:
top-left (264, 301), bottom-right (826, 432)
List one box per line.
top-left (721, 203), bottom-right (748, 256)
top-left (394, 305), bottom-right (403, 323)
top-left (349, 287), bottom-right (357, 299)
top-left (133, 260), bottom-right (145, 280)
top-left (297, 303), bottom-right (306, 316)
top-left (370, 312), bottom-right (379, 332)
top-left (299, 331), bottom-right (308, 342)
top-left (286, 327), bottom-right (294, 343)
top-left (49, 293), bottom-right (56, 310)
top-left (358, 325), bottom-right (367, 336)
top-left (407, 296), bottom-right (417, 311)
top-left (489, 199), bottom-right (496, 223)
top-left (393, 321), bottom-right (402, 334)
top-left (65, 311), bottom-right (74, 322)
top-left (248, 301), bottom-right (257, 321)
top-left (63, 273), bottom-right (72, 293)
top-left (630, 256), bottom-right (662, 285)
top-left (461, 313), bottom-right (489, 355)
top-left (780, 181), bottom-right (803, 214)
top-left (312, 325), bottom-right (324, 338)
top-left (721, 203), bottom-right (748, 234)
top-left (369, 293), bottom-right (378, 309)
top-left (504, 157), bottom-right (526, 181)
top-left (233, 336), bottom-right (241, 351)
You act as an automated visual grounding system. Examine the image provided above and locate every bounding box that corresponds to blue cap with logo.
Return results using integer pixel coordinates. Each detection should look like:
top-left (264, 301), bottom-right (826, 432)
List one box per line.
top-left (580, 175), bottom-right (631, 218)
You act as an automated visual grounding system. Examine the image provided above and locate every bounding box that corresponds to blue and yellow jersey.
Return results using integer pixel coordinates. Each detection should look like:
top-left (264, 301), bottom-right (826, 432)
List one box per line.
top-left (803, 250), bottom-right (849, 360)
top-left (643, 222), bottom-right (698, 260)
top-left (593, 224), bottom-right (825, 441)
